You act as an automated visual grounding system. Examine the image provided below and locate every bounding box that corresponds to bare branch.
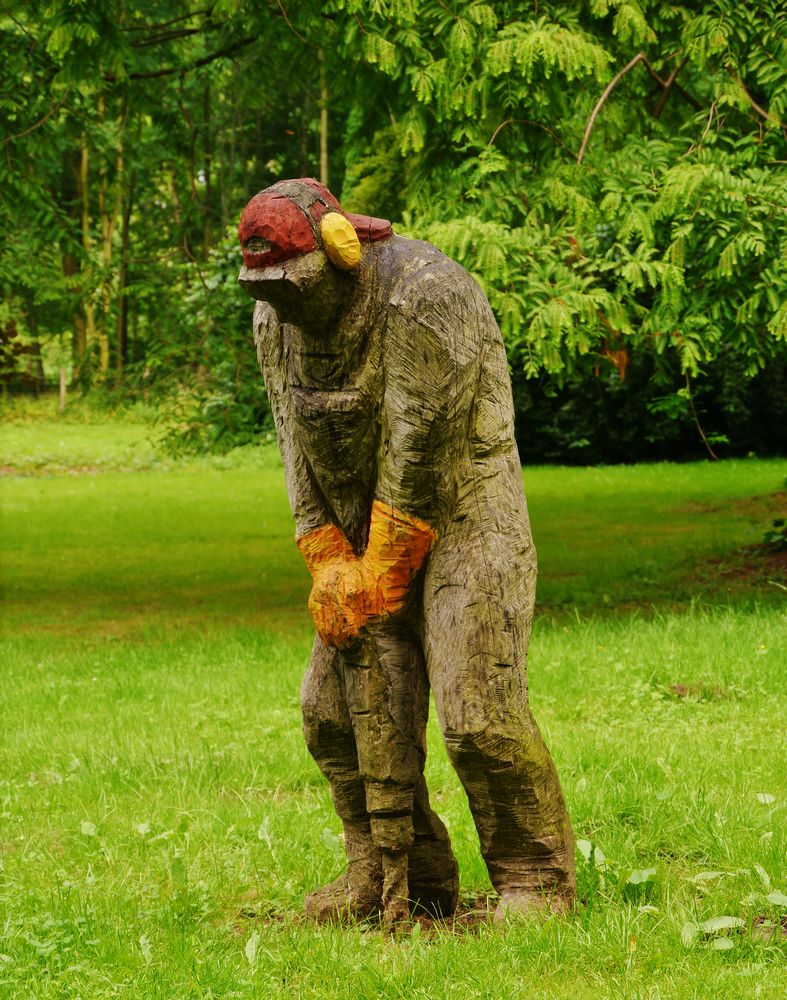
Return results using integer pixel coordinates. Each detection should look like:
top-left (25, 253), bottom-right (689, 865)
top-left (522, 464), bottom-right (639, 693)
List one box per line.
top-left (577, 52), bottom-right (649, 164)
top-left (6, 13), bottom-right (36, 41)
top-left (672, 80), bottom-right (702, 111)
top-left (435, 0), bottom-right (461, 20)
top-left (131, 27), bottom-right (205, 49)
top-left (275, 0), bottom-right (312, 46)
top-left (653, 58), bottom-right (687, 119)
top-left (730, 69), bottom-right (785, 136)
top-left (110, 36), bottom-right (255, 81)
top-left (120, 9), bottom-right (213, 32)
top-left (577, 52), bottom-right (702, 163)
top-left (684, 373), bottom-right (719, 461)
top-left (487, 118), bottom-right (577, 159)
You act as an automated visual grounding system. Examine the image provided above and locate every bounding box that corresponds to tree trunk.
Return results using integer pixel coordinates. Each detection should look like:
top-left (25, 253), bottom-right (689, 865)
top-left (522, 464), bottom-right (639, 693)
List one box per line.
top-left (116, 169), bottom-right (134, 381)
top-left (79, 133), bottom-right (97, 375)
top-left (24, 295), bottom-right (46, 392)
top-left (318, 48), bottom-right (329, 186)
top-left (203, 81), bottom-right (212, 256)
top-left (63, 250), bottom-right (87, 370)
top-left (97, 95), bottom-right (123, 376)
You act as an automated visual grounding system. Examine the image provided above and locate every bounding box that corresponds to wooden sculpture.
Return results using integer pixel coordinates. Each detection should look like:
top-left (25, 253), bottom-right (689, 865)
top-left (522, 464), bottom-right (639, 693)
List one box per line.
top-left (238, 178), bottom-right (576, 927)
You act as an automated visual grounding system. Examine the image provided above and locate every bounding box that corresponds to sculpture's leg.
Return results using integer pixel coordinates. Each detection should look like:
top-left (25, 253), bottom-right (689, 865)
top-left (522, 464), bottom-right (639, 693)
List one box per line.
top-left (341, 625), bottom-right (421, 928)
top-left (301, 635), bottom-right (458, 922)
top-left (409, 773), bottom-right (459, 917)
top-left (301, 638), bottom-right (381, 922)
top-left (423, 532), bottom-right (576, 917)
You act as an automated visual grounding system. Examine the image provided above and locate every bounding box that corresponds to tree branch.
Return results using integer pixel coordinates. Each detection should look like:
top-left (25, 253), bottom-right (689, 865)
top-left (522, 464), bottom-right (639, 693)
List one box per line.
top-left (653, 58), bottom-right (687, 119)
top-left (578, 52), bottom-right (701, 163)
top-left (487, 117), bottom-right (577, 159)
top-left (577, 52), bottom-right (649, 164)
top-left (3, 87), bottom-right (71, 145)
top-left (672, 80), bottom-right (702, 111)
top-left (684, 373), bottom-right (719, 461)
top-left (131, 27), bottom-right (205, 48)
top-left (109, 36), bottom-right (255, 81)
top-left (730, 69), bottom-right (785, 136)
top-left (120, 9), bottom-right (213, 32)
top-left (275, 0), bottom-right (312, 46)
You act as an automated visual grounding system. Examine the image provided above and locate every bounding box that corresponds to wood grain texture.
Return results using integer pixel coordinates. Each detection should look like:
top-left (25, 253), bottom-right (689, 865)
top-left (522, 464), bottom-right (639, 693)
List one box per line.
top-left (241, 182), bottom-right (575, 920)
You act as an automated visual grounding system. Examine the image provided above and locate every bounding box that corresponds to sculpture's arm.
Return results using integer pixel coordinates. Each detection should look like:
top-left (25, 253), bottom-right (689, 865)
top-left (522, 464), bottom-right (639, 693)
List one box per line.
top-left (303, 500), bottom-right (436, 646)
top-left (252, 302), bottom-right (332, 539)
top-left (305, 275), bottom-right (484, 647)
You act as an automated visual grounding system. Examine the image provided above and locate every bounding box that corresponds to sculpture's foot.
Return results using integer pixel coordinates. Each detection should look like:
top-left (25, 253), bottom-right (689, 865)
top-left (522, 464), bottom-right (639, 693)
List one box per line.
top-left (492, 888), bottom-right (574, 924)
top-left (304, 868), bottom-right (382, 924)
top-left (304, 825), bottom-right (383, 924)
top-left (408, 833), bottom-right (459, 918)
top-left (304, 821), bottom-right (459, 924)
top-left (381, 849), bottom-right (410, 931)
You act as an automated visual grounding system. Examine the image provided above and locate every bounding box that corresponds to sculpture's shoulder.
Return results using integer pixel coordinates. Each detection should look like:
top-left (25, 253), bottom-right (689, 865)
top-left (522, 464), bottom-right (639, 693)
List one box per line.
top-left (375, 235), bottom-right (480, 309)
top-left (374, 235), bottom-right (497, 365)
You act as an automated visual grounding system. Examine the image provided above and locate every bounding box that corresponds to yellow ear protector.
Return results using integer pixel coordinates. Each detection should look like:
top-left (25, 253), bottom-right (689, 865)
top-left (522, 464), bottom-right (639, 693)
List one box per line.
top-left (320, 212), bottom-right (362, 270)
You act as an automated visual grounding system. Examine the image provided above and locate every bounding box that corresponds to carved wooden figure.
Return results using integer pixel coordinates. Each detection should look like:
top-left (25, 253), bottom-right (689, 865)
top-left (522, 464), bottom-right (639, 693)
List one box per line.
top-left (238, 179), bottom-right (575, 927)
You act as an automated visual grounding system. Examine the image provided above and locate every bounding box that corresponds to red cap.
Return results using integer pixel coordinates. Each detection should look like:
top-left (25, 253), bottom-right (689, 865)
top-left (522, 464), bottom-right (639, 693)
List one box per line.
top-left (238, 178), bottom-right (392, 269)
top-left (238, 192), bottom-right (316, 269)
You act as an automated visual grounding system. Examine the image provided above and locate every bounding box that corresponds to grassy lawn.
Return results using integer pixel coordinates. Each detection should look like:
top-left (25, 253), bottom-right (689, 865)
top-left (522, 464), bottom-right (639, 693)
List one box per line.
top-left (1, 409), bottom-right (785, 998)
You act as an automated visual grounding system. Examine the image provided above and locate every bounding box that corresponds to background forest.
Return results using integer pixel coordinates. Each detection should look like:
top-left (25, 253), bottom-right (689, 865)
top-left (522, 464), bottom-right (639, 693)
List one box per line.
top-left (2, 0), bottom-right (786, 462)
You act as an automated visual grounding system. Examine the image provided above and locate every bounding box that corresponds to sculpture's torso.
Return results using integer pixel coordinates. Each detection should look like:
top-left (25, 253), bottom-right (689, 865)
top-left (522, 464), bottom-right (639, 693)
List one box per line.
top-left (254, 235), bottom-right (534, 575)
top-left (286, 315), bottom-right (383, 550)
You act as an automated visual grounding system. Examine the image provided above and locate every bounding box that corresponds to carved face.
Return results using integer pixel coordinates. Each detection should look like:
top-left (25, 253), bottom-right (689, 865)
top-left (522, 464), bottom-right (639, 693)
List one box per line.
top-left (237, 179), bottom-right (400, 332)
top-left (238, 250), bottom-right (348, 329)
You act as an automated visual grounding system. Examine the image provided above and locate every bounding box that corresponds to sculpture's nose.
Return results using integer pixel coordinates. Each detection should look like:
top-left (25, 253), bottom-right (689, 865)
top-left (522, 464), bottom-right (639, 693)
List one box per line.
top-left (238, 264), bottom-right (288, 300)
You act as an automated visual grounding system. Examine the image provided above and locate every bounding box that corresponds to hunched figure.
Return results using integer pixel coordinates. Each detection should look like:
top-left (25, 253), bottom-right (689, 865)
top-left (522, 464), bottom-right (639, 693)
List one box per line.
top-left (238, 178), bottom-right (575, 926)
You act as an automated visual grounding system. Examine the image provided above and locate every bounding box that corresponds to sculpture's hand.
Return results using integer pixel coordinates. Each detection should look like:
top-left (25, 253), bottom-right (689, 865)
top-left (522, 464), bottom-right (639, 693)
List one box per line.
top-left (297, 522), bottom-right (363, 646)
top-left (297, 503), bottom-right (436, 648)
top-left (307, 560), bottom-right (371, 647)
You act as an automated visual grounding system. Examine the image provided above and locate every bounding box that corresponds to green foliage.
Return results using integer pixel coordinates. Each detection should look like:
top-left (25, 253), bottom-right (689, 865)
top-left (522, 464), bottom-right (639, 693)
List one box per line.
top-left (762, 518), bottom-right (787, 553)
top-left (1, 0), bottom-right (784, 457)
top-left (148, 231), bottom-right (272, 455)
top-left (512, 352), bottom-right (786, 464)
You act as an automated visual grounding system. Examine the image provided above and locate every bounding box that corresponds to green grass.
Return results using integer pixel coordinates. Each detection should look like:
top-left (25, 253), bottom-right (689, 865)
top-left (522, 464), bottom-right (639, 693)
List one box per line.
top-left (1, 410), bottom-right (785, 998)
top-left (3, 420), bottom-right (784, 634)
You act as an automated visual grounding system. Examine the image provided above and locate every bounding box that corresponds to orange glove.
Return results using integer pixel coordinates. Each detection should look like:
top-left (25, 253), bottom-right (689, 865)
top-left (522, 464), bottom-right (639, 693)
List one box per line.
top-left (296, 501), bottom-right (436, 648)
top-left (296, 522), bottom-right (355, 575)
